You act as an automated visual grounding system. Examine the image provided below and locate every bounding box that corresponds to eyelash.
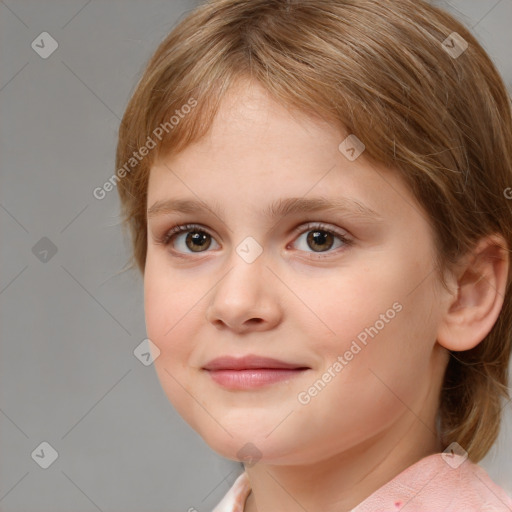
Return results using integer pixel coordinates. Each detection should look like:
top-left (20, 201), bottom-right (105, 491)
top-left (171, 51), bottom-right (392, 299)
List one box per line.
top-left (156, 222), bottom-right (353, 259)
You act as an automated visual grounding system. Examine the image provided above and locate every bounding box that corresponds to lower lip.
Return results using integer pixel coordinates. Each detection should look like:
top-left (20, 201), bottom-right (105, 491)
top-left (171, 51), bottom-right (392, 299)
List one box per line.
top-left (205, 368), bottom-right (308, 389)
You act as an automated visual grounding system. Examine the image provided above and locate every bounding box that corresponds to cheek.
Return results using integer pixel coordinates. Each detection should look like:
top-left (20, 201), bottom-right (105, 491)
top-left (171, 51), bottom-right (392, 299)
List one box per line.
top-left (143, 264), bottom-right (204, 378)
top-left (144, 266), bottom-right (205, 426)
top-left (301, 263), bottom-right (408, 353)
top-left (304, 254), bottom-right (438, 389)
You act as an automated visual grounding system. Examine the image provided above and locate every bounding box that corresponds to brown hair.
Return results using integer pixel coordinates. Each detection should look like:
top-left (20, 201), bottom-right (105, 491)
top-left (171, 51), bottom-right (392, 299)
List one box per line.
top-left (115, 0), bottom-right (512, 462)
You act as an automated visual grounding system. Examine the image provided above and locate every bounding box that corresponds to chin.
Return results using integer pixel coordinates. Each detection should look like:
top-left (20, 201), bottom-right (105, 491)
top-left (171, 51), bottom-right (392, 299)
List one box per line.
top-left (196, 423), bottom-right (303, 466)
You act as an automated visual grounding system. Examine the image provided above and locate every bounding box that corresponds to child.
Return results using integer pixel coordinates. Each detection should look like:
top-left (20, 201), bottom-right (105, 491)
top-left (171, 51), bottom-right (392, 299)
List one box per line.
top-left (116, 0), bottom-right (512, 510)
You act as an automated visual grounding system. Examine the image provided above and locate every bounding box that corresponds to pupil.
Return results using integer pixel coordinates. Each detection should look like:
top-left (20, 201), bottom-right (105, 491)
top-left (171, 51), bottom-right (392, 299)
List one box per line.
top-left (307, 230), bottom-right (333, 252)
top-left (187, 231), bottom-right (211, 252)
top-left (184, 229), bottom-right (333, 253)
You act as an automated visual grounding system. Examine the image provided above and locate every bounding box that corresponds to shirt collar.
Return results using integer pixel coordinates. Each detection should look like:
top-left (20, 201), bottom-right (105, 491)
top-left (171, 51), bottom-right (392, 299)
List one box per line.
top-left (212, 453), bottom-right (512, 512)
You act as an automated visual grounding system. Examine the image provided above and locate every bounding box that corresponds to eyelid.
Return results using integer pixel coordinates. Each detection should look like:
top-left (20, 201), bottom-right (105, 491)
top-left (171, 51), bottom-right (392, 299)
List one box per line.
top-left (157, 221), bottom-right (351, 247)
top-left (155, 221), bottom-right (354, 259)
top-left (156, 223), bottom-right (214, 246)
top-left (289, 221), bottom-right (350, 240)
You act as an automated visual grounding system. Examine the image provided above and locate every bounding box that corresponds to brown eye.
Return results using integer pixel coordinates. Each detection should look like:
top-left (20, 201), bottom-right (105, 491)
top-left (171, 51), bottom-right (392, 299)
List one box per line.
top-left (161, 222), bottom-right (351, 259)
top-left (306, 230), bottom-right (335, 252)
top-left (292, 223), bottom-right (351, 257)
top-left (185, 231), bottom-right (212, 252)
top-left (161, 224), bottom-right (219, 254)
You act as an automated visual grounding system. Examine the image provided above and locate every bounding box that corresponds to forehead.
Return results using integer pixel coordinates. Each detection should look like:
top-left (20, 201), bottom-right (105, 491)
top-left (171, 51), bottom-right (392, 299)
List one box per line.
top-left (146, 80), bottom-right (422, 227)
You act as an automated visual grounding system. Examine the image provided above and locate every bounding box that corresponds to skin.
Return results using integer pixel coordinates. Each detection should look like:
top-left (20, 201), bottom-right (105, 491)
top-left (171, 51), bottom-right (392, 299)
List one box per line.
top-left (143, 78), bottom-right (508, 512)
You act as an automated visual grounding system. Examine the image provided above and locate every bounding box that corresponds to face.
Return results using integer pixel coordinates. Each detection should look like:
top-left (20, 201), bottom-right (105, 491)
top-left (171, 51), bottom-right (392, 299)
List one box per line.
top-left (144, 79), bottom-right (449, 466)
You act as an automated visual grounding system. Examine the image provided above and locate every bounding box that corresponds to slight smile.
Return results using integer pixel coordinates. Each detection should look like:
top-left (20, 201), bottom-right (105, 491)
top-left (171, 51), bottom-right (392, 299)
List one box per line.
top-left (202, 355), bottom-right (311, 390)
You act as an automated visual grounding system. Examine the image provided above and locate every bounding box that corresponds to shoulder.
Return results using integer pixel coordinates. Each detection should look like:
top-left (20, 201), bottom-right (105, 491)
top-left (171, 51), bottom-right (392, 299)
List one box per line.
top-left (211, 472), bottom-right (251, 512)
top-left (455, 455), bottom-right (512, 511)
top-left (352, 452), bottom-right (512, 512)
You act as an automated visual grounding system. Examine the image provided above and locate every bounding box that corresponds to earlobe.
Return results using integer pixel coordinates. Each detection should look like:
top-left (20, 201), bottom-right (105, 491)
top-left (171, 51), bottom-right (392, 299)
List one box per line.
top-left (437, 234), bottom-right (509, 352)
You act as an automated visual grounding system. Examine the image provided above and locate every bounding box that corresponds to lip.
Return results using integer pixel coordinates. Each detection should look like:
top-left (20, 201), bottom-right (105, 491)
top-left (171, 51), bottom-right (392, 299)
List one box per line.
top-left (202, 355), bottom-right (309, 371)
top-left (202, 355), bottom-right (310, 390)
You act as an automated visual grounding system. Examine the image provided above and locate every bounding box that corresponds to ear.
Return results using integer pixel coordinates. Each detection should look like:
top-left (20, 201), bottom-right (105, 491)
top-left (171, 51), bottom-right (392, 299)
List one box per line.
top-left (437, 234), bottom-right (509, 352)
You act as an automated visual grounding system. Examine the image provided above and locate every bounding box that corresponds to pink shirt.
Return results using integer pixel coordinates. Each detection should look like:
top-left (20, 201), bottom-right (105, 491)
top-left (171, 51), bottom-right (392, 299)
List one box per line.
top-left (212, 453), bottom-right (512, 511)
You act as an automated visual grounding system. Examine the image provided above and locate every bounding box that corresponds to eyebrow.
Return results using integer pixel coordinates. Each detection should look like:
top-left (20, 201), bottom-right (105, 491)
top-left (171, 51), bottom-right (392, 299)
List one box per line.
top-left (147, 196), bottom-right (383, 223)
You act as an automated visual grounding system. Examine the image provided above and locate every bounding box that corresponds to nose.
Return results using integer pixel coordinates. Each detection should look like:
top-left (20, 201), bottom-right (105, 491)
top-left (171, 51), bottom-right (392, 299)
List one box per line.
top-left (204, 252), bottom-right (283, 334)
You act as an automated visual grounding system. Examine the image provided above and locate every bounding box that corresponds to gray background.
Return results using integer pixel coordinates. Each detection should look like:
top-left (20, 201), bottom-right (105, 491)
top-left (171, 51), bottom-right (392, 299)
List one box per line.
top-left (1, 1), bottom-right (511, 511)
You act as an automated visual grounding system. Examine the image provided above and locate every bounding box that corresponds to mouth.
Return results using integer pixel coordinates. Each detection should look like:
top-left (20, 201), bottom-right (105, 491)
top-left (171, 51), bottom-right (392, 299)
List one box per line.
top-left (202, 355), bottom-right (310, 389)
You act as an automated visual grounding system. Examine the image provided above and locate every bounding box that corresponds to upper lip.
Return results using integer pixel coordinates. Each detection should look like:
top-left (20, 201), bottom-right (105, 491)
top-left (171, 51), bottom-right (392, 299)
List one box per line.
top-left (202, 355), bottom-right (309, 371)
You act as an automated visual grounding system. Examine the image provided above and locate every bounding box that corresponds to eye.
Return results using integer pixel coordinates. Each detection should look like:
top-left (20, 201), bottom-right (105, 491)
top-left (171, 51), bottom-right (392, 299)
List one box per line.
top-left (158, 223), bottom-right (219, 254)
top-left (290, 222), bottom-right (352, 257)
top-left (157, 222), bottom-right (352, 258)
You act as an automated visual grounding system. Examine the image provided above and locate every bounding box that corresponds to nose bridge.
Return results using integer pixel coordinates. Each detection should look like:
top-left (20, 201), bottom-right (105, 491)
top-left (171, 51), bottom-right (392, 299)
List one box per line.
top-left (217, 239), bottom-right (267, 306)
top-left (206, 237), bottom-right (280, 330)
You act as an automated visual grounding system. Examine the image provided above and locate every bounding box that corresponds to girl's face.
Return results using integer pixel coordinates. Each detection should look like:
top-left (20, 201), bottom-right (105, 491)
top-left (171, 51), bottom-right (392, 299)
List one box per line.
top-left (144, 79), bottom-right (449, 465)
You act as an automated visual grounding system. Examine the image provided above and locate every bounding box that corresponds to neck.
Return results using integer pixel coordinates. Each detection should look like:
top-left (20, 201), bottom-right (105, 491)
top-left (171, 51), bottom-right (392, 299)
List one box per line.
top-left (244, 398), bottom-right (443, 512)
